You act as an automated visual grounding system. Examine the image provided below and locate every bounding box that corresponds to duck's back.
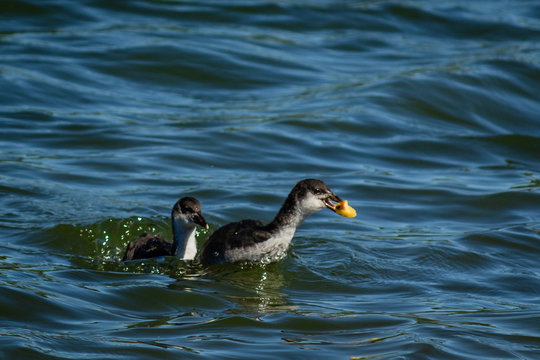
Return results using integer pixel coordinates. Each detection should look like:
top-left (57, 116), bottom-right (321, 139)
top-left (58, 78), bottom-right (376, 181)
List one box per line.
top-left (199, 219), bottom-right (270, 266)
top-left (122, 233), bottom-right (173, 261)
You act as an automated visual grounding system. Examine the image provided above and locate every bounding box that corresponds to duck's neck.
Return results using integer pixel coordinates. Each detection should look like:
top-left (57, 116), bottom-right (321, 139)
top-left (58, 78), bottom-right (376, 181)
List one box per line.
top-left (171, 217), bottom-right (197, 260)
top-left (266, 192), bottom-right (312, 236)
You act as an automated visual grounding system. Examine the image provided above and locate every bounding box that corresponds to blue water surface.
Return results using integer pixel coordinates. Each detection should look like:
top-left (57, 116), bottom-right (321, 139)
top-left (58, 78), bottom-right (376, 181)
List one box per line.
top-left (1, 1), bottom-right (540, 359)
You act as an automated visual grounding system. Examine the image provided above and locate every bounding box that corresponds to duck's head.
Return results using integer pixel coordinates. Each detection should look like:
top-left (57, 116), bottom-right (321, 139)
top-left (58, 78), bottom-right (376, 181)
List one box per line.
top-left (172, 197), bottom-right (209, 230)
top-left (291, 178), bottom-right (343, 216)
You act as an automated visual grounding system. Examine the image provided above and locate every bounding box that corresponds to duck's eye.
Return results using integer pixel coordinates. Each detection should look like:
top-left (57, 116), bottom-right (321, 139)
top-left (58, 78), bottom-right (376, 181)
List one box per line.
top-left (313, 188), bottom-right (324, 195)
top-left (181, 206), bottom-right (194, 214)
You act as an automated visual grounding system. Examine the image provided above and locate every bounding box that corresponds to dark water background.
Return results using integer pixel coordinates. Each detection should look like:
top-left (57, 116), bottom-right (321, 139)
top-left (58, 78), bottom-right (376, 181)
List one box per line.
top-left (1, 1), bottom-right (540, 359)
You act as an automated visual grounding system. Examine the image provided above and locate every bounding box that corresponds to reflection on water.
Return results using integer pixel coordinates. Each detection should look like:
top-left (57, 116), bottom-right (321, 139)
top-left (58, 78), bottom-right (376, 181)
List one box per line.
top-left (55, 218), bottom-right (297, 314)
top-left (199, 263), bottom-right (298, 314)
top-left (43, 216), bottom-right (296, 314)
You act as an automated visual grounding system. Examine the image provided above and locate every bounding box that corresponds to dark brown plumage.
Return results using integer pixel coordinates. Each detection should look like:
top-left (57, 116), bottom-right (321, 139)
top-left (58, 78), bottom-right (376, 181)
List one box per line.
top-left (122, 233), bottom-right (174, 261)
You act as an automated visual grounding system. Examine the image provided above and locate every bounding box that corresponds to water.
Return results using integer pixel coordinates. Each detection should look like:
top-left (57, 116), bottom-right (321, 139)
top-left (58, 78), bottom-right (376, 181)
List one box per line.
top-left (1, 0), bottom-right (540, 358)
